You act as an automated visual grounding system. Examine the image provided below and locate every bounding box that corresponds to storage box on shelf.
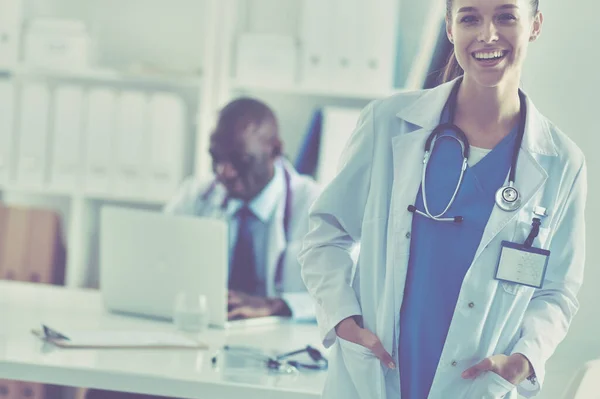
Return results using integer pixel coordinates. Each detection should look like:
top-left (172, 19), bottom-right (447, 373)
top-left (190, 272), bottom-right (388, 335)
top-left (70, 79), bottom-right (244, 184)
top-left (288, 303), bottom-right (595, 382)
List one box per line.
top-left (233, 0), bottom-right (400, 94)
top-left (23, 18), bottom-right (94, 71)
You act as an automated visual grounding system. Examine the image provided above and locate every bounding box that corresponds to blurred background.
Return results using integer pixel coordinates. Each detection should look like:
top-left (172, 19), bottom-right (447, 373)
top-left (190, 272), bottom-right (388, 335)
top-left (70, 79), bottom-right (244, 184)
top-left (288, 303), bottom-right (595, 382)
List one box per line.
top-left (0, 0), bottom-right (597, 398)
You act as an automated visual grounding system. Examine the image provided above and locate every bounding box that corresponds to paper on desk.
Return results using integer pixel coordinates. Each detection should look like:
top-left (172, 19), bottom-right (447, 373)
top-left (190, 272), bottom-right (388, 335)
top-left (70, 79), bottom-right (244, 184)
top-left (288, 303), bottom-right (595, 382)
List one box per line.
top-left (33, 329), bottom-right (206, 349)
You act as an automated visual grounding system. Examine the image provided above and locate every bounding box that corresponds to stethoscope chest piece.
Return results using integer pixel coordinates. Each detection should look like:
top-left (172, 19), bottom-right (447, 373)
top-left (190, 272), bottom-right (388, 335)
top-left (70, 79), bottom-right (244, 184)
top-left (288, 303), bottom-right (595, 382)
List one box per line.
top-left (495, 184), bottom-right (521, 212)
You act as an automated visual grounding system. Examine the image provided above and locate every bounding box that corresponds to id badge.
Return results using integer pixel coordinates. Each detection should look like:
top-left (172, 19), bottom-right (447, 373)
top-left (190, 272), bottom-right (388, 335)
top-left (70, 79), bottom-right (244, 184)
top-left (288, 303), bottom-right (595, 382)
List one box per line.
top-left (495, 241), bottom-right (550, 289)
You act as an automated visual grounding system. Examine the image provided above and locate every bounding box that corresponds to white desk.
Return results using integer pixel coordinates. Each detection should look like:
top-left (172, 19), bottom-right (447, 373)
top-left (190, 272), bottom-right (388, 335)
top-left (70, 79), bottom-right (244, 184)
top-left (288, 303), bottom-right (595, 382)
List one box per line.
top-left (0, 281), bottom-right (327, 398)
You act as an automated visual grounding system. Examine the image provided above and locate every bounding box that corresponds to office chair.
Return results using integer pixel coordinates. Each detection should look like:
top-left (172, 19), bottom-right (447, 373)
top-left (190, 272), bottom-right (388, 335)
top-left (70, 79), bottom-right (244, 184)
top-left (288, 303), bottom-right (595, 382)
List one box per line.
top-left (0, 204), bottom-right (66, 399)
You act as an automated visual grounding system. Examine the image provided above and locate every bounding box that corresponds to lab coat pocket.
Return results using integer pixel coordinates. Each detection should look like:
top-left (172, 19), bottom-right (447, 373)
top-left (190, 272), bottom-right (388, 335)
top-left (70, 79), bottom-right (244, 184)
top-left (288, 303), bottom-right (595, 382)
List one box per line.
top-left (337, 337), bottom-right (386, 399)
top-left (501, 281), bottom-right (525, 295)
top-left (466, 371), bottom-right (515, 399)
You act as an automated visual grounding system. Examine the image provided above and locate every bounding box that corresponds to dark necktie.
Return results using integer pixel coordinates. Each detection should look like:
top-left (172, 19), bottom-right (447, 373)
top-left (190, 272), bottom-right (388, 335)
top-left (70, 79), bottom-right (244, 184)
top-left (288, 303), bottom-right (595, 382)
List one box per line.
top-left (228, 205), bottom-right (257, 294)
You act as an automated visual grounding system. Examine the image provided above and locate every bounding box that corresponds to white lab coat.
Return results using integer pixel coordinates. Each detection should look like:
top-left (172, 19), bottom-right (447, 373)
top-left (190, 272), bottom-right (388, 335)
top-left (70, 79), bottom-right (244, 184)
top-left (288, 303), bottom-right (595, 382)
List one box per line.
top-left (299, 80), bottom-right (587, 399)
top-left (165, 158), bottom-right (321, 320)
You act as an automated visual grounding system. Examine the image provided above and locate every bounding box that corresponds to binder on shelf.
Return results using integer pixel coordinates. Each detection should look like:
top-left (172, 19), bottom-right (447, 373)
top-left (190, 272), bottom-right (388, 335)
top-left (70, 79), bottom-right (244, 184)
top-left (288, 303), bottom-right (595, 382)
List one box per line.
top-left (15, 83), bottom-right (50, 188)
top-left (357, 0), bottom-right (399, 92)
top-left (50, 85), bottom-right (85, 191)
top-left (114, 90), bottom-right (147, 197)
top-left (147, 92), bottom-right (186, 199)
top-left (84, 88), bottom-right (117, 195)
top-left (299, 0), bottom-right (334, 89)
top-left (330, 0), bottom-right (361, 90)
top-left (0, 0), bottom-right (23, 68)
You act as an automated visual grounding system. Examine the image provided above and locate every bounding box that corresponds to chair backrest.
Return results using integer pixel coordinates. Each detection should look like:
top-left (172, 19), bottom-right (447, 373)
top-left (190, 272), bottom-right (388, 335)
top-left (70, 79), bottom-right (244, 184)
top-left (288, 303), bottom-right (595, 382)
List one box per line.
top-left (0, 204), bottom-right (66, 284)
top-left (0, 204), bottom-right (67, 398)
top-left (562, 359), bottom-right (600, 399)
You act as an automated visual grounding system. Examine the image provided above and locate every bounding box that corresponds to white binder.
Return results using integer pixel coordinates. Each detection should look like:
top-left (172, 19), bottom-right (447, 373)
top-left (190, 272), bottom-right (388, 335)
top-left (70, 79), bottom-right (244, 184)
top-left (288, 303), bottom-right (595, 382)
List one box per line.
top-left (84, 88), bottom-right (117, 195)
top-left (147, 93), bottom-right (186, 199)
top-left (0, 79), bottom-right (15, 185)
top-left (330, 0), bottom-right (361, 90)
top-left (16, 83), bottom-right (51, 188)
top-left (357, 0), bottom-right (399, 92)
top-left (299, 0), bottom-right (334, 89)
top-left (115, 90), bottom-right (147, 197)
top-left (50, 85), bottom-right (84, 191)
top-left (316, 107), bottom-right (362, 186)
top-left (0, 0), bottom-right (22, 68)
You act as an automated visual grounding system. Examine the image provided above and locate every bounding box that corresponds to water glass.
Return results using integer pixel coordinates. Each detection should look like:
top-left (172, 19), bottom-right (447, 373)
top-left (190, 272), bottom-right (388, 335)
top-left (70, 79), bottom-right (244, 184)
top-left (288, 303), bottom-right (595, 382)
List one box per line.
top-left (173, 291), bottom-right (209, 333)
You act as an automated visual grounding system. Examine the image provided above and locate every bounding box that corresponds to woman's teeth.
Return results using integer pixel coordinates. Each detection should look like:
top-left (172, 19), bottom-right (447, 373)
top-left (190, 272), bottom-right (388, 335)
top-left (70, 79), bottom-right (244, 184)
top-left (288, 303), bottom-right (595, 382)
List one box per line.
top-left (473, 51), bottom-right (506, 60)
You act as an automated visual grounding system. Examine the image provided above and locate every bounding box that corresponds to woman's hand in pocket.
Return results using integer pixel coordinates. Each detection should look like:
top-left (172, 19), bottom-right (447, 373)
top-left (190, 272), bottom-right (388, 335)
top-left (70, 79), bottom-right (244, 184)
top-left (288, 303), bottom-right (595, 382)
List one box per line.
top-left (462, 353), bottom-right (533, 385)
top-left (335, 316), bottom-right (396, 369)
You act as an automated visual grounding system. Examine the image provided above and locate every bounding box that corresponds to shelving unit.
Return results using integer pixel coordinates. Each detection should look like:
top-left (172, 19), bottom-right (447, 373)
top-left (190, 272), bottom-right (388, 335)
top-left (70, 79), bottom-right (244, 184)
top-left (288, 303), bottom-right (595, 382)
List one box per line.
top-left (0, 183), bottom-right (169, 204)
top-left (231, 80), bottom-right (401, 101)
top-left (0, 0), bottom-right (446, 289)
top-left (13, 65), bottom-right (203, 88)
top-left (0, 0), bottom-right (211, 289)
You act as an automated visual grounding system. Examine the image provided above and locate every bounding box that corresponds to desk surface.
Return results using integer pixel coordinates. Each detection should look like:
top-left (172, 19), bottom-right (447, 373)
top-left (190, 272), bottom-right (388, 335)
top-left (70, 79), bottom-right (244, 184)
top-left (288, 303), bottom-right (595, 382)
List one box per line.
top-left (0, 281), bottom-right (327, 399)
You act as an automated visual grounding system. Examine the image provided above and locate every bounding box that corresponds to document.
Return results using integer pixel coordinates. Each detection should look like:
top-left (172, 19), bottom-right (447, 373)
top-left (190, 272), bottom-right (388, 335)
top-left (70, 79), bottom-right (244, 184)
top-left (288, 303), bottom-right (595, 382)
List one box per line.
top-left (33, 325), bottom-right (206, 349)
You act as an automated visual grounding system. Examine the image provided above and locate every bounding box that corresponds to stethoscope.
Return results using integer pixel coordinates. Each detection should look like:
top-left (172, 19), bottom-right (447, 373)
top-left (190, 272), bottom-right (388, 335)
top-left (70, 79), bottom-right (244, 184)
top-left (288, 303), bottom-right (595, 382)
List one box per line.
top-left (211, 345), bottom-right (328, 372)
top-left (200, 162), bottom-right (292, 292)
top-left (408, 79), bottom-right (527, 223)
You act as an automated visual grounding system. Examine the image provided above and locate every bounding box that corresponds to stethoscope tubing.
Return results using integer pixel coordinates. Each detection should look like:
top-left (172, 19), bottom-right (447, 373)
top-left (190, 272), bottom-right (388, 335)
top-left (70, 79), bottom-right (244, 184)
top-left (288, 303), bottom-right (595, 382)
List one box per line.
top-left (412, 78), bottom-right (527, 222)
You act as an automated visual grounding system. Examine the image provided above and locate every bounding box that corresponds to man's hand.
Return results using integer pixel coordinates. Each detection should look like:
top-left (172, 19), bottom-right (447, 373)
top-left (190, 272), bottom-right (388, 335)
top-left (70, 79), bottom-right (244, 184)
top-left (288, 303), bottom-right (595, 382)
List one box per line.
top-left (227, 290), bottom-right (292, 320)
top-left (462, 353), bottom-right (533, 385)
top-left (335, 317), bottom-right (396, 369)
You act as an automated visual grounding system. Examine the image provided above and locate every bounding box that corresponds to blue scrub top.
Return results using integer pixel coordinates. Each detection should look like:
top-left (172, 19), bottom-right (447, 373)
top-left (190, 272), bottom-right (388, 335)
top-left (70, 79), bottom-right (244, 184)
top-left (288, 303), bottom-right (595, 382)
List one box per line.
top-left (399, 108), bottom-right (518, 398)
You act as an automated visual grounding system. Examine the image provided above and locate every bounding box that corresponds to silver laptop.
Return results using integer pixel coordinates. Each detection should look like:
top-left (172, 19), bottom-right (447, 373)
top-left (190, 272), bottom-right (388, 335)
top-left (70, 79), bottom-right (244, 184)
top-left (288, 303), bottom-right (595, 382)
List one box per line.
top-left (100, 206), bottom-right (286, 328)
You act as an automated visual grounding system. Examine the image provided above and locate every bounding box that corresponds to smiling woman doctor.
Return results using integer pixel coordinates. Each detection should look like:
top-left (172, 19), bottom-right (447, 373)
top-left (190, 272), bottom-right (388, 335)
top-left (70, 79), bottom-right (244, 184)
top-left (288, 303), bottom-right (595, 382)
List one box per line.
top-left (299, 0), bottom-right (588, 398)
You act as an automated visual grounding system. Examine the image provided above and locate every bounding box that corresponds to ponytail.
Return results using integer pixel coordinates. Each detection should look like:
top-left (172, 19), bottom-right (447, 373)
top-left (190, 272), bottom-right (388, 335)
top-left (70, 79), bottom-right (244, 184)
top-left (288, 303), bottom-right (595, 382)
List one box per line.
top-left (442, 48), bottom-right (464, 83)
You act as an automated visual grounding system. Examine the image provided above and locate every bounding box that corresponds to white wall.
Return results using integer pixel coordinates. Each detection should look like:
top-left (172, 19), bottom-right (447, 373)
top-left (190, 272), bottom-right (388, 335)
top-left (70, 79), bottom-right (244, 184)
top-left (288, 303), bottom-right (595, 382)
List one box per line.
top-left (522, 0), bottom-right (600, 396)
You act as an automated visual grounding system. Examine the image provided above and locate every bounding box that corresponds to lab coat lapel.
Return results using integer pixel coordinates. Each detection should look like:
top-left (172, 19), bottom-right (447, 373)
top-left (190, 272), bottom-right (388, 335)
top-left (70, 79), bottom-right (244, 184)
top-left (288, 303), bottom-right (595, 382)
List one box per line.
top-left (472, 94), bottom-right (556, 262)
top-left (472, 148), bottom-right (547, 261)
top-left (388, 126), bottom-right (430, 342)
top-left (390, 128), bottom-right (430, 218)
top-left (391, 79), bottom-right (459, 221)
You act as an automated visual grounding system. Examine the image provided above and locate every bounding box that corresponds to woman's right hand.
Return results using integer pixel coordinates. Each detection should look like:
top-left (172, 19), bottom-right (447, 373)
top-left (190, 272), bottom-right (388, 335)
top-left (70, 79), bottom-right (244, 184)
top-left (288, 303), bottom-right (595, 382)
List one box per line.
top-left (335, 316), bottom-right (396, 369)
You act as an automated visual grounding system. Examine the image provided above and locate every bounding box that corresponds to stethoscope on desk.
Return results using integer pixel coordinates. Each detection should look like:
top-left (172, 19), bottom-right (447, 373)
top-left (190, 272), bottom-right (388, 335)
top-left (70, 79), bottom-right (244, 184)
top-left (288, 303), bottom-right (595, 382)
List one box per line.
top-left (200, 162), bottom-right (292, 292)
top-left (408, 78), bottom-right (527, 223)
top-left (211, 345), bottom-right (328, 371)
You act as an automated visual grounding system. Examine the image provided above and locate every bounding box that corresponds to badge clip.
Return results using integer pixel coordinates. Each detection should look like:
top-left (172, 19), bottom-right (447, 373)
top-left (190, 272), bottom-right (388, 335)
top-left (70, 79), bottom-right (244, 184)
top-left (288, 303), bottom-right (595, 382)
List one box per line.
top-left (533, 206), bottom-right (548, 218)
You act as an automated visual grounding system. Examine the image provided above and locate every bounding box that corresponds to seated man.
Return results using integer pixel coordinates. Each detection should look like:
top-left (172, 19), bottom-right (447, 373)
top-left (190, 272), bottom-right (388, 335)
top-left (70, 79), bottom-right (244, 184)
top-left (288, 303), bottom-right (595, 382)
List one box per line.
top-left (86, 98), bottom-right (321, 399)
top-left (165, 97), bottom-right (321, 320)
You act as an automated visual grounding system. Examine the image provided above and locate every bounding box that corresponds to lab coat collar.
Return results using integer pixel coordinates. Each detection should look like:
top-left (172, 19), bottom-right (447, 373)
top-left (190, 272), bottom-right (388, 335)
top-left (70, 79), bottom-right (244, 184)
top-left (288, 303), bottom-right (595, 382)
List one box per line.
top-left (395, 78), bottom-right (558, 157)
top-left (391, 81), bottom-right (552, 288)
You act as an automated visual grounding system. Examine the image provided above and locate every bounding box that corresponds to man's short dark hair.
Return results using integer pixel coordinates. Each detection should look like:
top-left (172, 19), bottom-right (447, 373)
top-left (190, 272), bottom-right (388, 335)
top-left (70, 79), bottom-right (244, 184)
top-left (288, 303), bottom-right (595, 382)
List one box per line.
top-left (217, 97), bottom-right (278, 134)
